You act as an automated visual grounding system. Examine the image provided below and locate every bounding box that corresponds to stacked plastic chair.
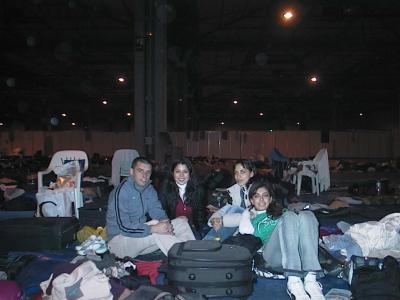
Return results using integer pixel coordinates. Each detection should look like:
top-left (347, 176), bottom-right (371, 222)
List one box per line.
top-left (37, 150), bottom-right (89, 218)
top-left (111, 149), bottom-right (139, 187)
top-left (296, 148), bottom-right (330, 196)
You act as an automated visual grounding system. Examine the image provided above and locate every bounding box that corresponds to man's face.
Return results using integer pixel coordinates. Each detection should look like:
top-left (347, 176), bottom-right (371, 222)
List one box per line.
top-left (130, 161), bottom-right (152, 187)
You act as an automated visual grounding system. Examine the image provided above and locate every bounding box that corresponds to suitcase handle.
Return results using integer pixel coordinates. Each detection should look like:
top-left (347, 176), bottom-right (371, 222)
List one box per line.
top-left (180, 240), bottom-right (222, 253)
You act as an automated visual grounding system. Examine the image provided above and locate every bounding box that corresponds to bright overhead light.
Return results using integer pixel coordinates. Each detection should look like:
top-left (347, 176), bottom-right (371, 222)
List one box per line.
top-left (359, 112), bottom-right (363, 116)
top-left (126, 112), bottom-right (132, 117)
top-left (116, 75), bottom-right (127, 84)
top-left (309, 75), bottom-right (318, 83)
top-left (71, 122), bottom-right (76, 126)
top-left (233, 99), bottom-right (238, 104)
top-left (259, 112), bottom-right (264, 116)
top-left (102, 100), bottom-right (108, 105)
top-left (61, 113), bottom-right (67, 117)
top-left (178, 98), bottom-right (183, 102)
top-left (0, 122), bottom-right (4, 126)
top-left (283, 10), bottom-right (294, 20)
top-left (297, 122), bottom-right (300, 125)
top-left (220, 121), bottom-right (225, 125)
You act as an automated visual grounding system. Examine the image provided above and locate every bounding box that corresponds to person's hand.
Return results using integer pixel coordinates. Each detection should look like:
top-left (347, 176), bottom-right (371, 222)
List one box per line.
top-left (210, 217), bottom-right (223, 231)
top-left (206, 204), bottom-right (219, 213)
top-left (150, 219), bottom-right (173, 235)
top-left (177, 216), bottom-right (188, 222)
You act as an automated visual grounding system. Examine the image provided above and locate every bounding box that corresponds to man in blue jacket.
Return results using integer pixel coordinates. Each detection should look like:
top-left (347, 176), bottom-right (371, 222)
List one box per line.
top-left (107, 156), bottom-right (195, 258)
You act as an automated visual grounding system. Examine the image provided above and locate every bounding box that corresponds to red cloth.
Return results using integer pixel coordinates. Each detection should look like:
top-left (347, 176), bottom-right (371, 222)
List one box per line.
top-left (134, 260), bottom-right (162, 285)
top-left (0, 280), bottom-right (22, 300)
top-left (175, 199), bottom-right (193, 225)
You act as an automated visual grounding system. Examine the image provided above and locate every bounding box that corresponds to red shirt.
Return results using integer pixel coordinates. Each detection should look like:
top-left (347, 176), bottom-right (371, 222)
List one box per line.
top-left (175, 198), bottom-right (193, 225)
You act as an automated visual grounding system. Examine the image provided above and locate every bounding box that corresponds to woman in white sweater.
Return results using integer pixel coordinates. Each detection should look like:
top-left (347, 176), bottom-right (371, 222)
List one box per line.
top-left (203, 159), bottom-right (255, 241)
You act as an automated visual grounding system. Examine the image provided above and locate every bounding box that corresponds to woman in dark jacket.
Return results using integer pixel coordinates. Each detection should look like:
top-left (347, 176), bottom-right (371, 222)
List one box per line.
top-left (158, 158), bottom-right (208, 239)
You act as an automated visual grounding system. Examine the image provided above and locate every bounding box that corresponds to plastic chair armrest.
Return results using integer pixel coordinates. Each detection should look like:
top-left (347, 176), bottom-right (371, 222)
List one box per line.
top-left (37, 169), bottom-right (53, 188)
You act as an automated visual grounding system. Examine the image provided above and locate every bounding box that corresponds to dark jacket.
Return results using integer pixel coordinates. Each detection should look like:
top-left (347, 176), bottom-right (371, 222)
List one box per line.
top-left (158, 181), bottom-right (207, 231)
top-left (106, 177), bottom-right (167, 240)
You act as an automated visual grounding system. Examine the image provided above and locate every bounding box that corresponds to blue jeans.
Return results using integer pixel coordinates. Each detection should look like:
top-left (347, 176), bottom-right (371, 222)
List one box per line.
top-left (202, 206), bottom-right (244, 242)
top-left (262, 210), bottom-right (324, 278)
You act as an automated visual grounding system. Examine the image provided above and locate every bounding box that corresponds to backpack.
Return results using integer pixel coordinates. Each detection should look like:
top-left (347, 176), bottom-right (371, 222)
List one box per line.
top-left (350, 255), bottom-right (400, 300)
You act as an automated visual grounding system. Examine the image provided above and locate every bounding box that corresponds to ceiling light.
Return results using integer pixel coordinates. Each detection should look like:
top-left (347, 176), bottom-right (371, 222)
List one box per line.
top-left (259, 112), bottom-right (264, 116)
top-left (102, 100), bottom-right (108, 105)
top-left (283, 10), bottom-right (294, 20)
top-left (359, 112), bottom-right (363, 116)
top-left (0, 122), bottom-right (4, 126)
top-left (71, 122), bottom-right (76, 126)
top-left (220, 121), bottom-right (225, 125)
top-left (116, 76), bottom-right (127, 84)
top-left (269, 129), bottom-right (273, 132)
top-left (233, 100), bottom-right (238, 104)
top-left (126, 112), bottom-right (132, 117)
top-left (178, 98), bottom-right (183, 102)
top-left (297, 122), bottom-right (300, 125)
top-left (61, 113), bottom-right (67, 117)
top-left (309, 75), bottom-right (318, 83)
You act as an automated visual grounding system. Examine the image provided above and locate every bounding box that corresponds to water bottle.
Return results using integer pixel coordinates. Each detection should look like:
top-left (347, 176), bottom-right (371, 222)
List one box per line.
top-left (376, 179), bottom-right (382, 196)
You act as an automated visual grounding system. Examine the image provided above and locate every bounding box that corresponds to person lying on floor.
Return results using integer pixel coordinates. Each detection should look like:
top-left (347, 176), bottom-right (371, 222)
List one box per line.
top-left (203, 159), bottom-right (255, 241)
top-left (239, 179), bottom-right (326, 300)
top-left (106, 156), bottom-right (195, 259)
top-left (158, 157), bottom-right (208, 239)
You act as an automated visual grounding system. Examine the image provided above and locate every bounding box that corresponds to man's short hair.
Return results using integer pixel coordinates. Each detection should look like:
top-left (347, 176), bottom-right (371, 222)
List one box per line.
top-left (131, 156), bottom-right (152, 169)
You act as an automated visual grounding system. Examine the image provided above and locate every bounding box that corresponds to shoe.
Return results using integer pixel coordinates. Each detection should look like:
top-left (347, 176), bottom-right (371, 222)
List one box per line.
top-left (304, 280), bottom-right (326, 300)
top-left (75, 235), bottom-right (107, 255)
top-left (287, 280), bottom-right (311, 300)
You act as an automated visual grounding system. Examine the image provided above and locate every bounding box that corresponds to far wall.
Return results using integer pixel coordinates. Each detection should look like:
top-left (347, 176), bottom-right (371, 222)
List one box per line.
top-left (0, 129), bottom-right (399, 159)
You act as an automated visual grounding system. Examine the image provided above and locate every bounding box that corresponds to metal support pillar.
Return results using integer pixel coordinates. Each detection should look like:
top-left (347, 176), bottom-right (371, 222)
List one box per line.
top-left (134, 0), bottom-right (168, 161)
top-left (134, 0), bottom-right (146, 156)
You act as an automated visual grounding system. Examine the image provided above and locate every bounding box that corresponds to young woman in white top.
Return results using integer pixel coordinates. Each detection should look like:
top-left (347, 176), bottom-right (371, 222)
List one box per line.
top-left (203, 159), bottom-right (255, 241)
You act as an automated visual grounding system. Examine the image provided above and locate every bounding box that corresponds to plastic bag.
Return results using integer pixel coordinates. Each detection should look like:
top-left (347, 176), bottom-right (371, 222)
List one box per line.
top-left (35, 187), bottom-right (75, 217)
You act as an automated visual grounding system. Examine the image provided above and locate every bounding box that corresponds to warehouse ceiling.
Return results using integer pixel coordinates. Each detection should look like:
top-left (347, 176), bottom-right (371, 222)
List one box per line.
top-left (1, 0), bottom-right (400, 131)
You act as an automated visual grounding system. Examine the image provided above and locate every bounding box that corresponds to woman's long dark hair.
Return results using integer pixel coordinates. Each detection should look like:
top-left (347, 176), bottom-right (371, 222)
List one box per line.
top-left (248, 179), bottom-right (283, 219)
top-left (166, 157), bottom-right (197, 204)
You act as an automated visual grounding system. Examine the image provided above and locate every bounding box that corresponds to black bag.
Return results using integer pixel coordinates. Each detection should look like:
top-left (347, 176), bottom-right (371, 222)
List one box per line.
top-left (208, 189), bottom-right (232, 208)
top-left (350, 255), bottom-right (400, 300)
top-left (223, 234), bottom-right (262, 256)
top-left (78, 205), bottom-right (107, 228)
top-left (166, 240), bottom-right (255, 298)
top-left (0, 254), bottom-right (37, 279)
top-left (124, 285), bottom-right (206, 300)
top-left (0, 217), bottom-right (79, 252)
top-left (318, 245), bottom-right (346, 278)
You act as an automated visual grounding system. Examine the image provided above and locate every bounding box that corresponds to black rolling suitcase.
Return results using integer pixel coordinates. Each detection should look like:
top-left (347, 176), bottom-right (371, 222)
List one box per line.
top-left (0, 217), bottom-right (79, 252)
top-left (166, 240), bottom-right (255, 298)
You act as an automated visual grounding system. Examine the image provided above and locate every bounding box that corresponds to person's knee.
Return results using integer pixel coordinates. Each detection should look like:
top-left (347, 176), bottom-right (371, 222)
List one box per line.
top-left (298, 210), bottom-right (318, 226)
top-left (281, 210), bottom-right (297, 225)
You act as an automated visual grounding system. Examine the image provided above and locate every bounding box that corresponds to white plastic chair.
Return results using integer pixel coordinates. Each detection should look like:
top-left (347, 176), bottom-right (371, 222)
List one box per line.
top-left (296, 148), bottom-right (330, 196)
top-left (111, 149), bottom-right (139, 187)
top-left (38, 150), bottom-right (89, 218)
